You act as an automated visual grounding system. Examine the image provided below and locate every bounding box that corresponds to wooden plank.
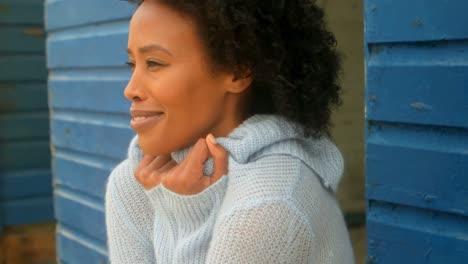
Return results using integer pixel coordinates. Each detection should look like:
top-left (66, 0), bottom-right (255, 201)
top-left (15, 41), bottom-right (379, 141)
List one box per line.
top-left (0, 169), bottom-right (52, 200)
top-left (366, 0), bottom-right (468, 43)
top-left (0, 83), bottom-right (48, 112)
top-left (0, 0), bottom-right (43, 25)
top-left (47, 28), bottom-right (128, 69)
top-left (53, 154), bottom-right (115, 200)
top-left (1, 222), bottom-right (56, 264)
top-left (45, 0), bottom-right (135, 31)
top-left (0, 141), bottom-right (50, 171)
top-left (0, 26), bottom-right (45, 53)
top-left (2, 197), bottom-right (54, 226)
top-left (56, 225), bottom-right (108, 264)
top-left (50, 117), bottom-right (133, 160)
top-left (49, 79), bottom-right (130, 114)
top-left (367, 122), bottom-right (468, 217)
top-left (367, 201), bottom-right (468, 263)
top-left (54, 188), bottom-right (106, 243)
top-left (0, 0), bottom-right (52, 231)
top-left (0, 113), bottom-right (49, 140)
top-left (367, 41), bottom-right (468, 129)
top-left (0, 56), bottom-right (47, 81)
top-left (45, 3), bottom-right (135, 262)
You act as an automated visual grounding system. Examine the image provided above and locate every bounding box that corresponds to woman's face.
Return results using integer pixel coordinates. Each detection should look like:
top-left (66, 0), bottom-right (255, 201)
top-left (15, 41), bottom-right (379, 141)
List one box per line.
top-left (125, 0), bottom-right (245, 156)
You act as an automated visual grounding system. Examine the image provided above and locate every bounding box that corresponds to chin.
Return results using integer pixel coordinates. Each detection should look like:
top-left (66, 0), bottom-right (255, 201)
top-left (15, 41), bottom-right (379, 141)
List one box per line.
top-left (137, 135), bottom-right (167, 156)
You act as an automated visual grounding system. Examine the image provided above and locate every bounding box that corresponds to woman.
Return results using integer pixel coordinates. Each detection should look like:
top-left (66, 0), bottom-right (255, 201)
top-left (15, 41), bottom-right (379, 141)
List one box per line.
top-left (105, 0), bottom-right (354, 263)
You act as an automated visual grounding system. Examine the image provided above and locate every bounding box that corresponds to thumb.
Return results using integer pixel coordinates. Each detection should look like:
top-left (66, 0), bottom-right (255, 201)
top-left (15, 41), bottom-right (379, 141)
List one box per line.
top-left (205, 134), bottom-right (228, 182)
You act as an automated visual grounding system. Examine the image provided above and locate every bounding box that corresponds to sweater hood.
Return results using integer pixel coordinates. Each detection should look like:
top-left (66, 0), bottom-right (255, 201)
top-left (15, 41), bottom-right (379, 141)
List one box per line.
top-left (127, 114), bottom-right (344, 193)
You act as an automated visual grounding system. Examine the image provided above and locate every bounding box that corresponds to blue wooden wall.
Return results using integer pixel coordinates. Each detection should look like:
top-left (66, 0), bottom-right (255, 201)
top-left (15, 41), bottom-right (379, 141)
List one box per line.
top-left (45, 0), bottom-right (136, 262)
top-left (365, 0), bottom-right (468, 263)
top-left (0, 0), bottom-right (53, 229)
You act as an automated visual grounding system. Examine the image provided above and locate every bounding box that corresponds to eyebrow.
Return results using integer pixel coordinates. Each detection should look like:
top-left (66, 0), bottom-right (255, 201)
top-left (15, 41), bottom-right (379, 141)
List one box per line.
top-left (127, 44), bottom-right (173, 57)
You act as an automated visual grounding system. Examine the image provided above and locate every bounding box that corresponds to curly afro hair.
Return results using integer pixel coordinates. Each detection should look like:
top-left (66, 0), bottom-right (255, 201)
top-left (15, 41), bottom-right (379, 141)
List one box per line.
top-left (131, 0), bottom-right (342, 138)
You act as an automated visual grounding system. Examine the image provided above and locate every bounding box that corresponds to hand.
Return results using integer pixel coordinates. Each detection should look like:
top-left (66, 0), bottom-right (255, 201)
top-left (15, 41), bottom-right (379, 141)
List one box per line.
top-left (134, 134), bottom-right (228, 195)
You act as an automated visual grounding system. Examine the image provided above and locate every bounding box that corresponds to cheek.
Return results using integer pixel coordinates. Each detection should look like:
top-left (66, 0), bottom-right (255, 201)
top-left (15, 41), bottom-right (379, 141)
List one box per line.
top-left (150, 65), bottom-right (222, 117)
top-left (139, 65), bottom-right (225, 154)
top-left (144, 66), bottom-right (222, 145)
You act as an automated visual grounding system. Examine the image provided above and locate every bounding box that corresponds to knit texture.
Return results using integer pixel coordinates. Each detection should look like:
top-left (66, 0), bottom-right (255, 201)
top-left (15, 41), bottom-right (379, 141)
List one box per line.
top-left (105, 114), bottom-right (354, 263)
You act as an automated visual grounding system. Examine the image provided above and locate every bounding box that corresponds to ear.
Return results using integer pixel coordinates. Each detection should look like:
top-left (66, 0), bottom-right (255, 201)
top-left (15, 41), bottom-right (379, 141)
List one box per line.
top-left (225, 68), bottom-right (253, 94)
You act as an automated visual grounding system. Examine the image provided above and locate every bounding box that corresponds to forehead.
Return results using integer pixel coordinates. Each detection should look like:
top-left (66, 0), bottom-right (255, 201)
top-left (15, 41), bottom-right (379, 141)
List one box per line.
top-left (128, 1), bottom-right (201, 54)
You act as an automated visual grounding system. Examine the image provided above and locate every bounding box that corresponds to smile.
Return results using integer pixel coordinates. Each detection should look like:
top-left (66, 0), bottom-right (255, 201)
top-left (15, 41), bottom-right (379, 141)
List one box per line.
top-left (130, 110), bottom-right (165, 131)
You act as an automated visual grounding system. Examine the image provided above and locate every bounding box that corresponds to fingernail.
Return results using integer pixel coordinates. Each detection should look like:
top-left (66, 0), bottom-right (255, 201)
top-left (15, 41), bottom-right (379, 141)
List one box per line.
top-left (207, 134), bottom-right (218, 145)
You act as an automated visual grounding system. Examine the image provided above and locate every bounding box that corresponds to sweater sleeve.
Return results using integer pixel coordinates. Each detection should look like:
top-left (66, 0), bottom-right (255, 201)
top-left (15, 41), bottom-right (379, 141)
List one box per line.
top-left (206, 200), bottom-right (314, 264)
top-left (105, 160), bottom-right (156, 263)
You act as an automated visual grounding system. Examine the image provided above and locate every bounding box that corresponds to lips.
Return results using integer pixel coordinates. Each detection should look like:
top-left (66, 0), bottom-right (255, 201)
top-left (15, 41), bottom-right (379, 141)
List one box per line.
top-left (130, 109), bottom-right (165, 131)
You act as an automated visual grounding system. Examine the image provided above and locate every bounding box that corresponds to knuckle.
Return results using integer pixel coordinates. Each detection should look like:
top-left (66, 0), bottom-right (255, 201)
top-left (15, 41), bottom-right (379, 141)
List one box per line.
top-left (134, 169), bottom-right (143, 179)
top-left (139, 170), bottom-right (148, 178)
top-left (139, 169), bottom-right (152, 179)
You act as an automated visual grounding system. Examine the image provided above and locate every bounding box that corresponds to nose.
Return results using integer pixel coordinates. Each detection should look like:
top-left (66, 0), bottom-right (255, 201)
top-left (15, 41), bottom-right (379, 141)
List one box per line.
top-left (124, 73), bottom-right (146, 102)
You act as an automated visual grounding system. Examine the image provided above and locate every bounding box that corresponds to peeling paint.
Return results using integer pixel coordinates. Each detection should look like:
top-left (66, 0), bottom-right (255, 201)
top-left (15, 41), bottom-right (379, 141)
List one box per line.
top-left (23, 28), bottom-right (44, 36)
top-left (410, 102), bottom-right (433, 111)
top-left (412, 18), bottom-right (424, 28)
top-left (424, 195), bottom-right (437, 203)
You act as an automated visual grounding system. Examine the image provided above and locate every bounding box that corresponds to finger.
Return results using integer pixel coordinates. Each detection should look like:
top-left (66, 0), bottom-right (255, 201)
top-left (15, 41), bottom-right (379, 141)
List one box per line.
top-left (133, 155), bottom-right (156, 182)
top-left (149, 170), bottom-right (164, 186)
top-left (158, 159), bottom-right (177, 172)
top-left (139, 154), bottom-right (172, 177)
top-left (153, 154), bottom-right (173, 169)
top-left (139, 170), bottom-right (163, 190)
top-left (135, 155), bottom-right (156, 177)
top-left (205, 134), bottom-right (228, 182)
top-left (186, 138), bottom-right (210, 168)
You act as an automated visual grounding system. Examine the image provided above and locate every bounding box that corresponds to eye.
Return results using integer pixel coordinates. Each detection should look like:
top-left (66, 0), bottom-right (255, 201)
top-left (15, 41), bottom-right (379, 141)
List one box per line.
top-left (146, 60), bottom-right (165, 68)
top-left (125, 61), bottom-right (135, 71)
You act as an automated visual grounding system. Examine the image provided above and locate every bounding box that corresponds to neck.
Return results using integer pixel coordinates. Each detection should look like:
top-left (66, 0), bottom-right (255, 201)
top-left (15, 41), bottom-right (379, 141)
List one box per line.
top-left (210, 91), bottom-right (252, 138)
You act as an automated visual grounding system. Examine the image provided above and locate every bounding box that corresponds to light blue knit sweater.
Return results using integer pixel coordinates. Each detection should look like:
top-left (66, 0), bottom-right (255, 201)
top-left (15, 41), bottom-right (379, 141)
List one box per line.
top-left (105, 114), bottom-right (354, 263)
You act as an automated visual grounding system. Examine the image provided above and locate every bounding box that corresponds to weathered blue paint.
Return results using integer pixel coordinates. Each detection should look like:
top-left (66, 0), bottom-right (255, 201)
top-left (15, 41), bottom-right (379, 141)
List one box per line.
top-left (366, 0), bottom-right (468, 263)
top-left (0, 0), bottom-right (43, 25)
top-left (47, 24), bottom-right (129, 69)
top-left (46, 0), bottom-right (135, 31)
top-left (0, 0), bottom-right (53, 229)
top-left (367, 123), bottom-right (468, 216)
top-left (367, 201), bottom-right (468, 263)
top-left (0, 56), bottom-right (47, 81)
top-left (0, 83), bottom-right (48, 112)
top-left (367, 42), bottom-right (468, 128)
top-left (0, 27), bottom-right (45, 52)
top-left (366, 0), bottom-right (468, 43)
top-left (54, 186), bottom-right (106, 243)
top-left (46, 0), bottom-right (136, 262)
